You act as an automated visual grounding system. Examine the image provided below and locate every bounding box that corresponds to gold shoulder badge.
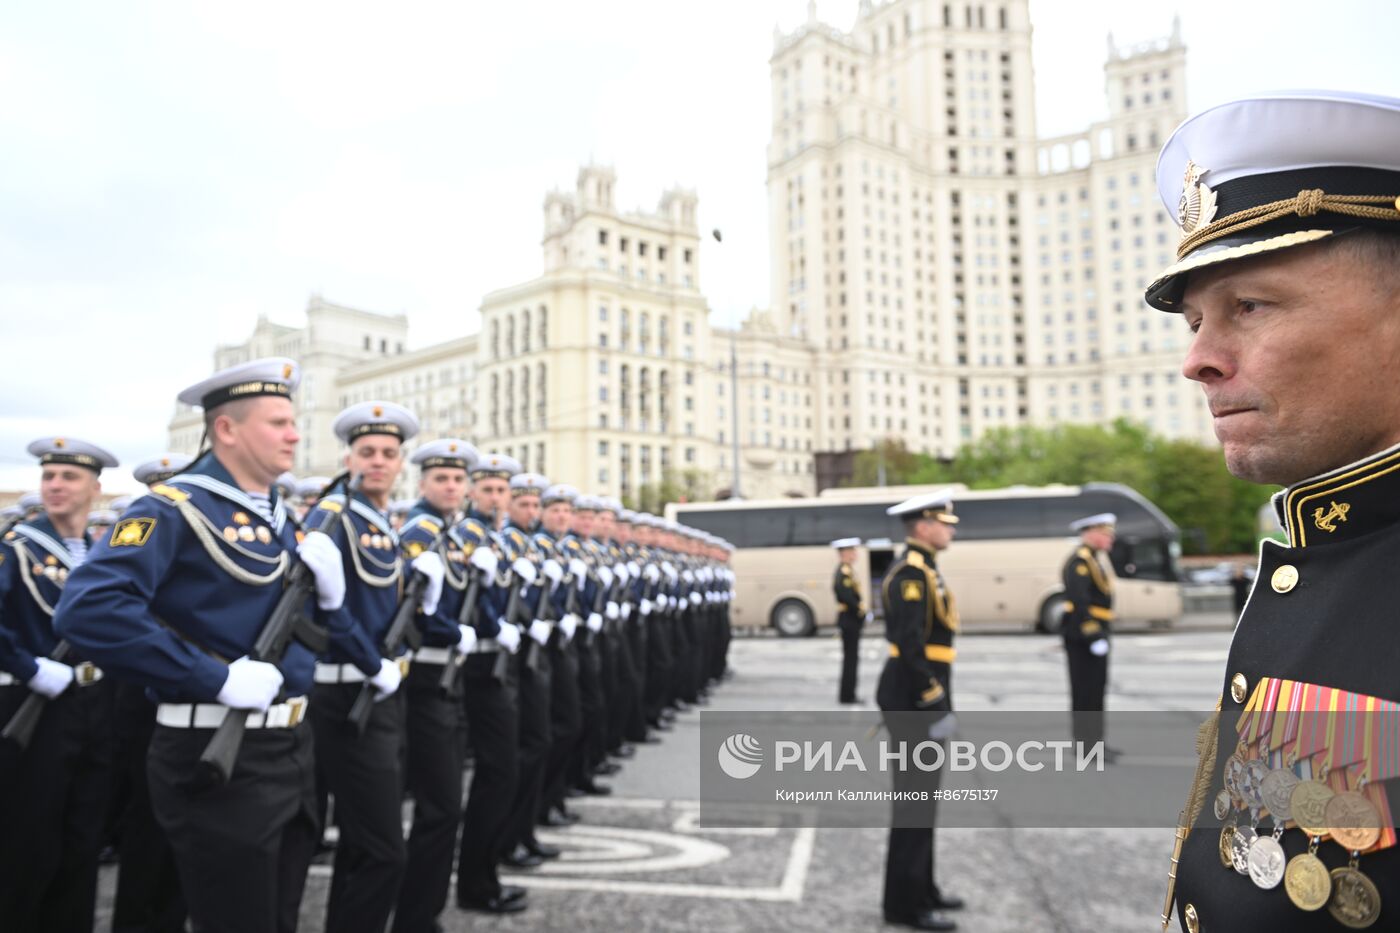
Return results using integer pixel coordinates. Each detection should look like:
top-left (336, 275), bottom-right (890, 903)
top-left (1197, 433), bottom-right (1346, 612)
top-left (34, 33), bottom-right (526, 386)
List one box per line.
top-left (1178, 160), bottom-right (1218, 234)
top-left (405, 541), bottom-right (426, 558)
top-left (1313, 500), bottom-right (1351, 533)
top-left (906, 549), bottom-right (925, 569)
top-left (1076, 564), bottom-right (1089, 576)
top-left (901, 579), bottom-right (924, 601)
top-left (149, 484), bottom-right (189, 504)
top-left (420, 519), bottom-right (442, 535)
top-left (111, 517), bottom-right (157, 547)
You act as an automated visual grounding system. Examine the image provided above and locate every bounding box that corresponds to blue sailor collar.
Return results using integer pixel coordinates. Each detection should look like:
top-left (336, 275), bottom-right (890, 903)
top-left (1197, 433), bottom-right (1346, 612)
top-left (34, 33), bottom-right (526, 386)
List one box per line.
top-left (1274, 439), bottom-right (1400, 548)
top-left (11, 512), bottom-right (84, 569)
top-left (320, 491), bottom-right (398, 547)
top-left (167, 452), bottom-right (288, 535)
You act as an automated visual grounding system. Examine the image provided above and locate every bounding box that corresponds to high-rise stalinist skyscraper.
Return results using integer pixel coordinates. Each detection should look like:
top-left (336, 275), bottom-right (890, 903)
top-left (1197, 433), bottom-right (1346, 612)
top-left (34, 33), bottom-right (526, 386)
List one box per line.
top-left (769, 1), bottom-right (1205, 483)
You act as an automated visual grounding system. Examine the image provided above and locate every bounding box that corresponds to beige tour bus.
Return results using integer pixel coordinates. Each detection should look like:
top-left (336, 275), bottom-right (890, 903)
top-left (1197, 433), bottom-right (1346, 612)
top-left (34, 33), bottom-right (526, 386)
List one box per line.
top-left (667, 483), bottom-right (1183, 636)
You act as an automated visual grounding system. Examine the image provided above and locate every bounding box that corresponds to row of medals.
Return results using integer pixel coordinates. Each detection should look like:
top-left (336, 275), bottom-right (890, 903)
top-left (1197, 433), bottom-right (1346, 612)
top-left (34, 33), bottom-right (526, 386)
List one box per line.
top-left (1218, 751), bottom-right (1383, 928)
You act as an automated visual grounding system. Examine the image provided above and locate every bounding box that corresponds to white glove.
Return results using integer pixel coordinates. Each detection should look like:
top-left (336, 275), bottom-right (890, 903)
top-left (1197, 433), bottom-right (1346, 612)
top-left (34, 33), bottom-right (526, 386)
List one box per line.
top-left (298, 531), bottom-right (345, 611)
top-left (596, 565), bottom-right (614, 588)
top-left (469, 546), bottom-right (499, 577)
top-left (864, 611), bottom-right (874, 625)
top-left (27, 657), bottom-right (75, 699)
top-left (369, 658), bottom-right (402, 700)
top-left (644, 563), bottom-right (661, 584)
top-left (569, 557), bottom-right (588, 581)
top-left (411, 552), bottom-right (445, 616)
top-left (528, 619), bottom-right (552, 645)
top-left (542, 558), bottom-right (564, 584)
top-left (682, 570), bottom-right (695, 584)
top-left (511, 557), bottom-right (537, 585)
top-left (621, 603), bottom-right (632, 620)
top-left (639, 598), bottom-right (653, 616)
top-left (606, 601), bottom-right (620, 620)
top-left (216, 656), bottom-right (284, 711)
top-left (928, 713), bottom-right (959, 742)
top-left (664, 564), bottom-right (679, 585)
top-left (627, 560), bottom-right (640, 578)
top-left (495, 621), bottom-right (521, 654)
top-left (689, 592), bottom-right (702, 607)
top-left (1089, 638), bottom-right (1110, 657)
top-left (587, 612), bottom-right (604, 633)
top-left (614, 563), bottom-right (630, 585)
top-left (457, 625), bottom-right (477, 655)
top-left (560, 614), bottom-right (579, 641)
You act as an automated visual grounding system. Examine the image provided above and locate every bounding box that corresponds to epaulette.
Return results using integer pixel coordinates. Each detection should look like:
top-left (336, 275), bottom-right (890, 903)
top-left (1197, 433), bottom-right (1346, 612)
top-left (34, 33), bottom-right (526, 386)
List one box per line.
top-left (1076, 546), bottom-right (1093, 559)
top-left (405, 515), bottom-right (442, 536)
top-left (149, 484), bottom-right (189, 504)
top-left (906, 549), bottom-right (926, 569)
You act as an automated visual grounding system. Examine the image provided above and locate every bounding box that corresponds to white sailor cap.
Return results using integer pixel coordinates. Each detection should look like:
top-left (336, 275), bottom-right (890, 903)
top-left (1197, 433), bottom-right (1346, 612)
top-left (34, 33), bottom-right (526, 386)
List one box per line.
top-left (390, 499), bottom-right (415, 516)
top-left (333, 401), bottom-right (419, 445)
top-left (662, 519), bottom-right (681, 533)
top-left (87, 509), bottom-right (119, 527)
top-left (27, 437), bottom-right (118, 474)
top-left (18, 492), bottom-right (42, 512)
top-left (295, 476), bottom-right (332, 500)
top-left (1147, 91), bottom-right (1400, 310)
top-left (616, 509), bottom-right (636, 524)
top-left (273, 472), bottom-right (298, 497)
top-left (470, 452), bottom-right (521, 481)
top-left (108, 495), bottom-right (134, 514)
top-left (412, 438), bottom-right (478, 472)
top-left (573, 495), bottom-right (603, 513)
top-left (595, 496), bottom-right (623, 515)
top-left (510, 472), bottom-right (550, 497)
top-left (830, 537), bottom-right (862, 549)
top-left (133, 453), bottom-right (193, 486)
top-left (1069, 512), bottom-right (1117, 533)
top-left (542, 484), bottom-right (579, 506)
top-left (0, 505), bottom-right (21, 521)
top-left (178, 358), bottom-right (300, 410)
top-left (886, 490), bottom-right (959, 524)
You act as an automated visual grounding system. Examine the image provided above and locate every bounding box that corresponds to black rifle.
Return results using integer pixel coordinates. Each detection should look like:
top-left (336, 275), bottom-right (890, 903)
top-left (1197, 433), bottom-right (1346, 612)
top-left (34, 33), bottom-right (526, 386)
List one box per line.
top-left (1, 639), bottom-right (71, 750)
top-left (437, 567), bottom-right (484, 695)
top-left (190, 472), bottom-right (357, 790)
top-left (346, 529), bottom-right (442, 734)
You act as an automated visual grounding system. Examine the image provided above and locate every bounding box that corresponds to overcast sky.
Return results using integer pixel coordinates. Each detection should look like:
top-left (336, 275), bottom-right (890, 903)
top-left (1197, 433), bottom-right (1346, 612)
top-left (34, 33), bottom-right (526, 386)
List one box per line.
top-left (3, 0), bottom-right (1396, 494)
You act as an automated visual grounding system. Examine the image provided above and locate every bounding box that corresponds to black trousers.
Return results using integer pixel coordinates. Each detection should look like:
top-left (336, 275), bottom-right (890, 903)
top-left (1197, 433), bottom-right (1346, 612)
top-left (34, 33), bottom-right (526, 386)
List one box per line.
top-left (599, 627), bottom-right (621, 752)
top-left (876, 659), bottom-right (951, 923)
top-left (457, 655), bottom-right (519, 903)
top-left (572, 634), bottom-right (606, 785)
top-left (0, 681), bottom-right (113, 933)
top-left (112, 684), bottom-right (186, 933)
top-left (310, 682), bottom-right (407, 933)
top-left (838, 617), bottom-right (862, 702)
top-left (1064, 636), bottom-right (1108, 746)
top-left (147, 717), bottom-right (318, 933)
top-left (503, 647), bottom-right (552, 853)
top-left (643, 611), bottom-right (672, 723)
top-left (392, 666), bottom-right (465, 933)
top-left (543, 638), bottom-right (582, 817)
top-left (624, 615), bottom-right (649, 741)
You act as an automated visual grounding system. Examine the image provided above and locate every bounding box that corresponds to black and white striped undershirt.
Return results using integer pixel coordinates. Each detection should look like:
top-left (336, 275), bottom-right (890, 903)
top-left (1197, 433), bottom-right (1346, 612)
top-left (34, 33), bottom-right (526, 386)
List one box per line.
top-left (63, 537), bottom-right (88, 566)
top-left (245, 492), bottom-right (277, 526)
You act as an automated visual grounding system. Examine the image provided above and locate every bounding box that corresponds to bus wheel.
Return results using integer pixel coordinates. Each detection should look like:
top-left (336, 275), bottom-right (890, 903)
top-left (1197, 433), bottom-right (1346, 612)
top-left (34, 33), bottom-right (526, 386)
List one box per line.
top-left (1035, 594), bottom-right (1065, 634)
top-left (772, 599), bottom-right (816, 638)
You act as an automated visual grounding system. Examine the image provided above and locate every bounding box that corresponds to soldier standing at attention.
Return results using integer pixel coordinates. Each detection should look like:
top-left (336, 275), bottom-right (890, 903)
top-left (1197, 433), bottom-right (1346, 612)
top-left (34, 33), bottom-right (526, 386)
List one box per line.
top-left (878, 491), bottom-right (964, 932)
top-left (0, 436), bottom-right (117, 933)
top-left (1154, 91), bottom-right (1400, 932)
top-left (54, 359), bottom-right (360, 932)
top-left (309, 401), bottom-right (430, 933)
top-left (830, 537), bottom-right (868, 704)
top-left (1060, 513), bottom-right (1116, 759)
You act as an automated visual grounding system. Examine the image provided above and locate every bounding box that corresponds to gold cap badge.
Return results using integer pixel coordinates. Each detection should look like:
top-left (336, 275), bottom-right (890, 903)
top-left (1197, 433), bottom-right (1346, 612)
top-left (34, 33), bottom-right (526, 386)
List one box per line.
top-left (1178, 161), bottom-right (1218, 234)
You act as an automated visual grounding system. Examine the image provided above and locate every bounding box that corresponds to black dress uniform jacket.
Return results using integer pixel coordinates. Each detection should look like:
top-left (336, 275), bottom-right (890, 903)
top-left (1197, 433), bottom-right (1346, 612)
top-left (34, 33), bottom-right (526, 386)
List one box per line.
top-left (1171, 445), bottom-right (1400, 931)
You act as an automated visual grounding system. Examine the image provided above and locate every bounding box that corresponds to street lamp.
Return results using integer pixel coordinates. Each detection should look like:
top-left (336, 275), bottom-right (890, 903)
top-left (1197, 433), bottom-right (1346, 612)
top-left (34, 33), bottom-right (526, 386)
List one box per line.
top-left (711, 228), bottom-right (742, 499)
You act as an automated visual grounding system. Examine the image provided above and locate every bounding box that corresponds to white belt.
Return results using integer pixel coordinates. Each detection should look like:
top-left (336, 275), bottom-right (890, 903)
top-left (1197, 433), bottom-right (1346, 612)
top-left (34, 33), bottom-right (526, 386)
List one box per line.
top-left (412, 646), bottom-right (452, 665)
top-left (156, 696), bottom-right (309, 729)
top-left (471, 640), bottom-right (502, 654)
top-left (0, 672), bottom-right (14, 686)
top-left (314, 662), bottom-right (369, 684)
top-left (0, 663), bottom-right (103, 688)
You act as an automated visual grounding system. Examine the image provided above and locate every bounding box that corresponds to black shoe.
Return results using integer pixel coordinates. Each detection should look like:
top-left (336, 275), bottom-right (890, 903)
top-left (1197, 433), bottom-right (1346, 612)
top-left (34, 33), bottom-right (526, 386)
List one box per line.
top-left (525, 839), bottom-right (561, 859)
top-left (611, 744), bottom-right (636, 759)
top-left (565, 786), bottom-right (587, 798)
top-left (501, 885), bottom-right (527, 901)
top-left (501, 844), bottom-right (543, 868)
top-left (637, 733), bottom-right (663, 744)
top-left (839, 696), bottom-right (864, 704)
top-left (595, 761), bottom-right (622, 776)
top-left (542, 806), bottom-right (578, 826)
top-left (577, 780), bottom-right (612, 796)
top-left (884, 909), bottom-right (956, 930)
top-left (458, 893), bottom-right (528, 914)
top-left (930, 894), bottom-right (965, 911)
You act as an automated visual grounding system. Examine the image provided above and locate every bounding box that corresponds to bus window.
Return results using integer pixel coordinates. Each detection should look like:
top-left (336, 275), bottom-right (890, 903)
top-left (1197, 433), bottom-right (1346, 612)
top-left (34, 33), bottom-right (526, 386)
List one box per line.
top-left (945, 497), bottom-right (1046, 540)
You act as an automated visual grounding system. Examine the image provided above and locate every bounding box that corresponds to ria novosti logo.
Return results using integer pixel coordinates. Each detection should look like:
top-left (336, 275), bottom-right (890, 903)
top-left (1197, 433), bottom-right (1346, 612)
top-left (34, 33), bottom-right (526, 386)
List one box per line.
top-left (717, 733), bottom-right (764, 779)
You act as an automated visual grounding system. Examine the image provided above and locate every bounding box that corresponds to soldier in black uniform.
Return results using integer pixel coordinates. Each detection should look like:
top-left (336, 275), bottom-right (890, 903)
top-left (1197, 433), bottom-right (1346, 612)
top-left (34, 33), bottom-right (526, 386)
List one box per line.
top-left (0, 436), bottom-right (117, 933)
top-left (1150, 91), bottom-right (1400, 932)
top-left (1059, 513), bottom-right (1116, 757)
top-left (831, 537), bottom-right (868, 704)
top-left (877, 491), bottom-right (964, 932)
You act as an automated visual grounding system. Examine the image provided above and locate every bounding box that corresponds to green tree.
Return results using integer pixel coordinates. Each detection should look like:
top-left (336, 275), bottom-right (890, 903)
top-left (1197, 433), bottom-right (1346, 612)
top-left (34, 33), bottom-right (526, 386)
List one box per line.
top-left (628, 468), bottom-right (712, 515)
top-left (845, 439), bottom-right (935, 487)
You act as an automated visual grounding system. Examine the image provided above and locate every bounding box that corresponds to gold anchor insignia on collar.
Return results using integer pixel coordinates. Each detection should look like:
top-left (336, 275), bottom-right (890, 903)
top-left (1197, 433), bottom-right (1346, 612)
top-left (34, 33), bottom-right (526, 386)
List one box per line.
top-left (1178, 160), bottom-right (1218, 234)
top-left (1313, 500), bottom-right (1351, 533)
